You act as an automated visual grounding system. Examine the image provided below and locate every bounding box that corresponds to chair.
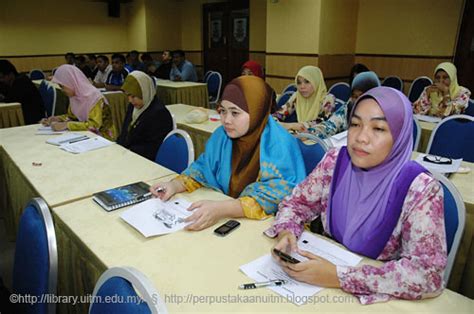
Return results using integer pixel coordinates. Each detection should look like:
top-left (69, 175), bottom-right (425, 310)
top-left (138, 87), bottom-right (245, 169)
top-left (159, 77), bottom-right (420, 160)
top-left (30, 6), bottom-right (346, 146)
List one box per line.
top-left (334, 98), bottom-right (346, 112)
top-left (281, 83), bottom-right (297, 94)
top-left (464, 99), bottom-right (474, 117)
top-left (413, 116), bottom-right (421, 151)
top-left (12, 198), bottom-right (57, 314)
top-left (155, 129), bottom-right (194, 173)
top-left (408, 76), bottom-right (432, 103)
top-left (276, 91), bottom-right (294, 109)
top-left (426, 114), bottom-right (474, 162)
top-left (295, 133), bottom-right (331, 175)
top-left (29, 69), bottom-right (46, 80)
top-left (382, 76), bottom-right (403, 92)
top-left (171, 113), bottom-right (177, 130)
top-left (206, 71), bottom-right (222, 108)
top-left (38, 80), bottom-right (57, 117)
top-left (328, 82), bottom-right (351, 103)
top-left (89, 266), bottom-right (168, 314)
top-left (430, 172), bottom-right (465, 283)
top-left (203, 70), bottom-right (213, 83)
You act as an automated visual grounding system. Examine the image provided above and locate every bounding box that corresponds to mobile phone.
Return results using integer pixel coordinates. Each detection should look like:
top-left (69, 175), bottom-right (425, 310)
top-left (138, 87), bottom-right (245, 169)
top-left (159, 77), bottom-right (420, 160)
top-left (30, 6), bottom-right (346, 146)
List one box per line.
top-left (273, 248), bottom-right (301, 264)
top-left (214, 220), bottom-right (240, 236)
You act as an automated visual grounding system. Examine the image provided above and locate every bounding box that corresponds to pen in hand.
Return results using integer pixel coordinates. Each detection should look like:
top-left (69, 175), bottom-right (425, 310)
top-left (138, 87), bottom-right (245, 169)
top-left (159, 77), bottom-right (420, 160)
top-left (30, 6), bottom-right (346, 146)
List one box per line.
top-left (239, 279), bottom-right (287, 290)
top-left (140, 187), bottom-right (165, 200)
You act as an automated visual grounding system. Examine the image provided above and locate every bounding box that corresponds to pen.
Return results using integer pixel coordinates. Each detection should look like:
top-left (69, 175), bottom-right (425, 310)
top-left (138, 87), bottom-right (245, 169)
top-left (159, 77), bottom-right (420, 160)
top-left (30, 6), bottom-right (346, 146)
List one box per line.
top-left (139, 187), bottom-right (165, 200)
top-left (239, 279), bottom-right (287, 290)
top-left (67, 137), bottom-right (89, 144)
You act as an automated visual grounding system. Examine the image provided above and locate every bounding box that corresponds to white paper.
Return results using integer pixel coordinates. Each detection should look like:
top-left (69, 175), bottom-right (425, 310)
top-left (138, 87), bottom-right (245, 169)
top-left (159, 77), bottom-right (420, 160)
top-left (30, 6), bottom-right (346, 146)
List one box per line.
top-left (120, 198), bottom-right (193, 237)
top-left (240, 232), bottom-right (362, 306)
top-left (59, 136), bottom-right (113, 154)
top-left (326, 131), bottom-right (347, 148)
top-left (36, 126), bottom-right (66, 135)
top-left (414, 114), bottom-right (441, 123)
top-left (46, 133), bottom-right (88, 145)
top-left (415, 153), bottom-right (462, 174)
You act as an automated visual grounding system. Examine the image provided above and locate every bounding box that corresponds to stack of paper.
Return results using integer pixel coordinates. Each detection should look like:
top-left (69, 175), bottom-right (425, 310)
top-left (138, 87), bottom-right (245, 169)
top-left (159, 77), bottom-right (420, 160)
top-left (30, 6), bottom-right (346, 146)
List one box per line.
top-left (415, 153), bottom-right (462, 174)
top-left (59, 136), bottom-right (113, 154)
top-left (46, 133), bottom-right (89, 145)
top-left (36, 126), bottom-right (66, 135)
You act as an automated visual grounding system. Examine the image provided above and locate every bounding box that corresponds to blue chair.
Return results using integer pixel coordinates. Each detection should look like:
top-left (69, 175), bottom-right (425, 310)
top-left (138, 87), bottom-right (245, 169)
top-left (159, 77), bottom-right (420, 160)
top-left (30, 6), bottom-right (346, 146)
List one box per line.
top-left (282, 83), bottom-right (297, 94)
top-left (382, 76), bottom-right (403, 92)
top-left (155, 129), bottom-right (194, 173)
top-left (276, 91), bottom-right (294, 109)
top-left (206, 71), bottom-right (222, 108)
top-left (430, 172), bottom-right (465, 282)
top-left (334, 98), bottom-right (346, 112)
top-left (426, 114), bottom-right (474, 162)
top-left (413, 116), bottom-right (421, 151)
top-left (408, 76), bottom-right (432, 103)
top-left (203, 70), bottom-right (213, 83)
top-left (464, 99), bottom-right (474, 117)
top-left (38, 80), bottom-right (56, 117)
top-left (328, 82), bottom-right (351, 103)
top-left (13, 198), bottom-right (57, 314)
top-left (90, 266), bottom-right (168, 314)
top-left (29, 69), bottom-right (46, 80)
top-left (295, 133), bottom-right (331, 175)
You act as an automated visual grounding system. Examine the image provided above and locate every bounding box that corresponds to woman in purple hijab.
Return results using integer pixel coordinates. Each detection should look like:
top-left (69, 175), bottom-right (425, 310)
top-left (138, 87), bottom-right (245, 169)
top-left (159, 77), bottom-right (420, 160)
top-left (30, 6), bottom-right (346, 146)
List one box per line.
top-left (266, 86), bottom-right (447, 304)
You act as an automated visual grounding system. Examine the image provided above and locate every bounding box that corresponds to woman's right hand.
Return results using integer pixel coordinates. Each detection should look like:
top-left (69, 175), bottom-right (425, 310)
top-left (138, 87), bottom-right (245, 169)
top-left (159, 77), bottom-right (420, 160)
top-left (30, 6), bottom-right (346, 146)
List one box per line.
top-left (40, 116), bottom-right (60, 126)
top-left (271, 230), bottom-right (298, 261)
top-left (149, 179), bottom-right (185, 201)
top-left (280, 122), bottom-right (306, 132)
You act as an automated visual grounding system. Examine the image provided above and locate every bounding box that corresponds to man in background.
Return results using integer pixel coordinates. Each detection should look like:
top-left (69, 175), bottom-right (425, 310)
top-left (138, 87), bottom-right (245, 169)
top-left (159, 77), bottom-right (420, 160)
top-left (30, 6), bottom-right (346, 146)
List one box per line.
top-left (156, 50), bottom-right (173, 79)
top-left (169, 50), bottom-right (197, 82)
top-left (93, 55), bottom-right (112, 88)
top-left (86, 54), bottom-right (98, 78)
top-left (65, 52), bottom-right (75, 65)
top-left (75, 55), bottom-right (94, 79)
top-left (106, 54), bottom-right (129, 91)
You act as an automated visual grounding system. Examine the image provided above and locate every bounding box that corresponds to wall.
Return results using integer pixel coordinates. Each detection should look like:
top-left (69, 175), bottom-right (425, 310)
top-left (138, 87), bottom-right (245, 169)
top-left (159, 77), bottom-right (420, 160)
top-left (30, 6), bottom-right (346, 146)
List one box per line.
top-left (249, 0), bottom-right (267, 67)
top-left (127, 0), bottom-right (148, 52)
top-left (145, 0), bottom-right (181, 52)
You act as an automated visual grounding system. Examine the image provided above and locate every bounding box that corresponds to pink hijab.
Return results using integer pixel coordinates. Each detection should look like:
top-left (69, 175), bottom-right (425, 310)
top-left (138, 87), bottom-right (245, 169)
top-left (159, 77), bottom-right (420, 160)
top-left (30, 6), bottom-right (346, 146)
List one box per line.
top-left (52, 64), bottom-right (104, 121)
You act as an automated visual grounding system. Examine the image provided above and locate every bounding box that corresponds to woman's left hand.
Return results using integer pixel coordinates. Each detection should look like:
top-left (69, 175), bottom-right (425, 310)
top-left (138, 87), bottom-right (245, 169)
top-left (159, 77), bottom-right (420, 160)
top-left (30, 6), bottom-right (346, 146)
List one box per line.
top-left (279, 249), bottom-right (340, 288)
top-left (184, 200), bottom-right (224, 231)
top-left (434, 82), bottom-right (449, 95)
top-left (51, 121), bottom-right (68, 131)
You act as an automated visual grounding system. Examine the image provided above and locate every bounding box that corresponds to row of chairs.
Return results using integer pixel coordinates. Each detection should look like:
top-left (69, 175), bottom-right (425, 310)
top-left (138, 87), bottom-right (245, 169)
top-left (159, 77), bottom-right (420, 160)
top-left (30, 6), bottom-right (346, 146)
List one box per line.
top-left (203, 70), bottom-right (222, 108)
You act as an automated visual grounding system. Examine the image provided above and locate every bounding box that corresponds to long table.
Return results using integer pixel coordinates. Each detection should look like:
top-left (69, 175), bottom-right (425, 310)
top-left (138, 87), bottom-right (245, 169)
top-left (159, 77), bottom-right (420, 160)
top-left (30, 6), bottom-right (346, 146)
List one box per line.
top-left (166, 104), bottom-right (221, 159)
top-left (0, 102), bottom-right (24, 128)
top-left (52, 176), bottom-right (473, 313)
top-left (418, 120), bottom-right (436, 153)
top-left (157, 80), bottom-right (210, 108)
top-left (0, 124), bottom-right (174, 240)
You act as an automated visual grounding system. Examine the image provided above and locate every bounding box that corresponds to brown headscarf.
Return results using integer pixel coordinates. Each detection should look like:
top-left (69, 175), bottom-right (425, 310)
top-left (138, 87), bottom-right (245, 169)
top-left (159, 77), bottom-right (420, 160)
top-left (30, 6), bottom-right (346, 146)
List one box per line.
top-left (220, 76), bottom-right (273, 198)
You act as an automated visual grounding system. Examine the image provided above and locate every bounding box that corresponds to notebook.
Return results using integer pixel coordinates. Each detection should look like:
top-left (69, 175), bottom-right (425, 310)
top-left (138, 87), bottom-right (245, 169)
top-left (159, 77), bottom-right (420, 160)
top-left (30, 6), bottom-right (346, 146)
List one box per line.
top-left (46, 133), bottom-right (89, 146)
top-left (59, 136), bottom-right (113, 154)
top-left (92, 182), bottom-right (151, 212)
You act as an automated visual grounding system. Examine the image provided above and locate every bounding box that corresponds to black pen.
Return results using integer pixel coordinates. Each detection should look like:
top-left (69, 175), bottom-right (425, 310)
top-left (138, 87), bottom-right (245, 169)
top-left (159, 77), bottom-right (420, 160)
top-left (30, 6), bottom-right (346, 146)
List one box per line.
top-left (239, 279), bottom-right (287, 290)
top-left (67, 136), bottom-right (89, 144)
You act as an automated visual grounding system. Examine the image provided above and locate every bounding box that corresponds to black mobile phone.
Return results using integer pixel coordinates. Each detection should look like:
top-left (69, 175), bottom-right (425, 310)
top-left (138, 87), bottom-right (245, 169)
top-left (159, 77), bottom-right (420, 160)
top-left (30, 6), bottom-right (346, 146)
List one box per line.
top-left (273, 248), bottom-right (301, 264)
top-left (214, 220), bottom-right (240, 236)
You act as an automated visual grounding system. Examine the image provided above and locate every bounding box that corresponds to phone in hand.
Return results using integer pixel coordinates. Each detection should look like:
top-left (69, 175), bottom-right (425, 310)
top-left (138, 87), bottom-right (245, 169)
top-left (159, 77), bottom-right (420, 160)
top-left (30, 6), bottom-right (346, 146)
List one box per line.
top-left (214, 220), bottom-right (240, 236)
top-left (273, 248), bottom-right (301, 264)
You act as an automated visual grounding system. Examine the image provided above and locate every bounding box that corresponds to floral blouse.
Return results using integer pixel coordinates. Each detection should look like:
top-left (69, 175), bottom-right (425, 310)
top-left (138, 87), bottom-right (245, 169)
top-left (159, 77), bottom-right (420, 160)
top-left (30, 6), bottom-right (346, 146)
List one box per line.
top-left (308, 103), bottom-right (348, 139)
top-left (57, 98), bottom-right (116, 140)
top-left (273, 94), bottom-right (336, 129)
top-left (412, 86), bottom-right (471, 117)
top-left (266, 148), bottom-right (447, 304)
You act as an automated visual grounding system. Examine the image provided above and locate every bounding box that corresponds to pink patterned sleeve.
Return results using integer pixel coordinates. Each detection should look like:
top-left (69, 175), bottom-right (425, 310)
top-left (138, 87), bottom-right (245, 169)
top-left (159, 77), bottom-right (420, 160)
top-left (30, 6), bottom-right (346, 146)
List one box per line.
top-left (449, 86), bottom-right (471, 115)
top-left (412, 88), bottom-right (431, 114)
top-left (264, 148), bottom-right (339, 238)
top-left (337, 174), bottom-right (447, 304)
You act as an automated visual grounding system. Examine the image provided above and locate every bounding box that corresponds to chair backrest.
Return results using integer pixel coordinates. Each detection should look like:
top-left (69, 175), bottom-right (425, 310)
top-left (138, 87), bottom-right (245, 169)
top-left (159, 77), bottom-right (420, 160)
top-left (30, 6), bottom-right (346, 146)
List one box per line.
top-left (39, 80), bottom-right (57, 117)
top-left (334, 98), bottom-right (346, 112)
top-left (412, 116), bottom-right (421, 151)
top-left (203, 70), bottom-right (213, 82)
top-left (206, 71), bottom-right (222, 104)
top-left (328, 82), bottom-right (351, 103)
top-left (89, 266), bottom-right (168, 314)
top-left (276, 91), bottom-right (294, 109)
top-left (282, 83), bottom-right (297, 94)
top-left (408, 76), bottom-right (432, 103)
top-left (382, 76), bottom-right (403, 91)
top-left (464, 98), bottom-right (474, 117)
top-left (171, 113), bottom-right (177, 130)
top-left (295, 133), bottom-right (330, 175)
top-left (430, 172), bottom-right (465, 283)
top-left (426, 114), bottom-right (474, 162)
top-left (155, 129), bottom-right (194, 173)
top-left (13, 198), bottom-right (57, 314)
top-left (29, 69), bottom-right (46, 80)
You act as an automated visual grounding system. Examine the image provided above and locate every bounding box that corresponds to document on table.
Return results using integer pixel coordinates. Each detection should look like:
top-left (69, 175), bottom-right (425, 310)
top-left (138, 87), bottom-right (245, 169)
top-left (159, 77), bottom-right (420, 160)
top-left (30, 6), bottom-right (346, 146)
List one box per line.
top-left (326, 130), bottom-right (347, 148)
top-left (415, 153), bottom-right (462, 173)
top-left (121, 198), bottom-right (193, 237)
top-left (240, 232), bottom-right (362, 306)
top-left (46, 132), bottom-right (88, 145)
top-left (414, 114), bottom-right (441, 123)
top-left (36, 126), bottom-right (66, 135)
top-left (59, 136), bottom-right (113, 154)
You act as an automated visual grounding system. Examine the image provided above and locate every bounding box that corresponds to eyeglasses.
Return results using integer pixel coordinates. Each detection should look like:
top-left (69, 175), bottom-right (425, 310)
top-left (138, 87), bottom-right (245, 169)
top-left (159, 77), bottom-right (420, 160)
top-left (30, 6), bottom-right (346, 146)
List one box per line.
top-left (423, 155), bottom-right (452, 165)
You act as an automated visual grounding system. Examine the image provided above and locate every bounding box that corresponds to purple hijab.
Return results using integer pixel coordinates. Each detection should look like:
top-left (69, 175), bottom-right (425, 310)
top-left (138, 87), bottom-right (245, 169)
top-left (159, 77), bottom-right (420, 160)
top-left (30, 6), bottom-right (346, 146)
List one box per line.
top-left (327, 86), bottom-right (424, 258)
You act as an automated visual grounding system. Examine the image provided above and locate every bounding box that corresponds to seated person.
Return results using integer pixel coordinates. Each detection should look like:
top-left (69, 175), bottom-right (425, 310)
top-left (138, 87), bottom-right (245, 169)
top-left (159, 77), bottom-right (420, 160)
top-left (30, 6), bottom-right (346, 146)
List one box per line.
top-left (93, 55), bottom-right (112, 88)
top-left (349, 63), bottom-right (369, 86)
top-left (268, 86), bottom-right (446, 304)
top-left (310, 71), bottom-right (381, 138)
top-left (42, 64), bottom-right (116, 140)
top-left (413, 62), bottom-right (470, 117)
top-left (156, 50), bottom-right (173, 79)
top-left (169, 50), bottom-right (198, 82)
top-left (85, 54), bottom-right (98, 79)
top-left (117, 71), bottom-right (173, 161)
top-left (0, 60), bottom-right (46, 124)
top-left (127, 50), bottom-right (145, 72)
top-left (105, 54), bottom-right (129, 91)
top-left (149, 76), bottom-right (306, 230)
top-left (273, 66), bottom-right (335, 132)
top-left (64, 52), bottom-right (76, 65)
top-left (75, 55), bottom-right (94, 79)
top-left (241, 60), bottom-right (264, 78)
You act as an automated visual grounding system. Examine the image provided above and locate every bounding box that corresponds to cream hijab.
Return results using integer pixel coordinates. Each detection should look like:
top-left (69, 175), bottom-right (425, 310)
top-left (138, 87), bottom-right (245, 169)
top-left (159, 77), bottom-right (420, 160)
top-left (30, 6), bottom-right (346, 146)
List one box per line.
top-left (121, 71), bottom-right (156, 126)
top-left (292, 66), bottom-right (327, 122)
top-left (430, 62), bottom-right (461, 109)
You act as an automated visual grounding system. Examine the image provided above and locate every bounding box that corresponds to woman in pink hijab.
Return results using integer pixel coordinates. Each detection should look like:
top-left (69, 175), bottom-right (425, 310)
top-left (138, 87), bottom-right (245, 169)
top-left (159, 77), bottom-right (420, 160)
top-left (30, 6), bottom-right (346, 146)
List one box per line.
top-left (41, 64), bottom-right (116, 140)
